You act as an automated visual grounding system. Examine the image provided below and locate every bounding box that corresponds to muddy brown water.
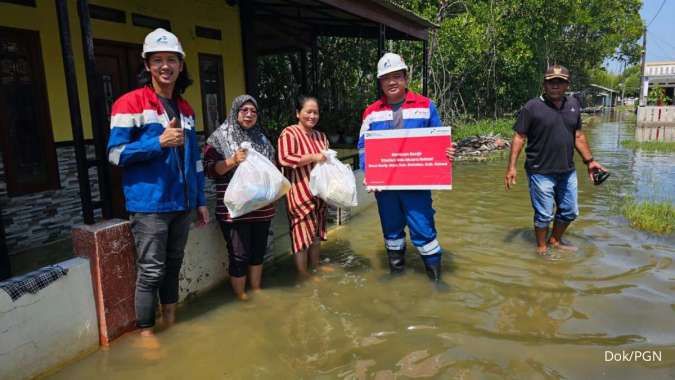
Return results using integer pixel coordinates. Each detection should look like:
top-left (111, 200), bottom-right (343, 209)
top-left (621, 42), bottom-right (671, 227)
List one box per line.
top-left (50, 112), bottom-right (675, 379)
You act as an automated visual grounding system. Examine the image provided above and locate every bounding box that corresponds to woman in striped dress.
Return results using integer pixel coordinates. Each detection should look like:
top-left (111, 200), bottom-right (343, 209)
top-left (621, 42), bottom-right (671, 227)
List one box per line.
top-left (204, 95), bottom-right (276, 300)
top-left (278, 96), bottom-right (330, 278)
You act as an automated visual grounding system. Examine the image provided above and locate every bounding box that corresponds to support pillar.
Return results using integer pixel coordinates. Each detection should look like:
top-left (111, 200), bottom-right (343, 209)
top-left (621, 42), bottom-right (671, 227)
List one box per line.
top-left (0, 245), bottom-right (9, 281)
top-left (240, 0), bottom-right (257, 95)
top-left (0, 202), bottom-right (9, 280)
top-left (77, 0), bottom-right (112, 219)
top-left (72, 219), bottom-right (136, 345)
top-left (423, 38), bottom-right (429, 96)
top-left (377, 24), bottom-right (386, 97)
top-left (639, 26), bottom-right (647, 107)
top-left (378, 24), bottom-right (386, 56)
top-left (55, 0), bottom-right (94, 224)
top-left (311, 36), bottom-right (319, 95)
top-left (300, 49), bottom-right (308, 95)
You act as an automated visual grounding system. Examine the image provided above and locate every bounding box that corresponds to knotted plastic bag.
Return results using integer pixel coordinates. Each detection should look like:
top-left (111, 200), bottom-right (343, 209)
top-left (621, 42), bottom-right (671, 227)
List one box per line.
top-left (223, 142), bottom-right (290, 218)
top-left (309, 149), bottom-right (358, 208)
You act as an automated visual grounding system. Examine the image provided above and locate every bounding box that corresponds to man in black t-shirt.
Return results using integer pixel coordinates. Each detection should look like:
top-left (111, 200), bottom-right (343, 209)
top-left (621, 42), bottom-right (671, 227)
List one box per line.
top-left (505, 65), bottom-right (606, 255)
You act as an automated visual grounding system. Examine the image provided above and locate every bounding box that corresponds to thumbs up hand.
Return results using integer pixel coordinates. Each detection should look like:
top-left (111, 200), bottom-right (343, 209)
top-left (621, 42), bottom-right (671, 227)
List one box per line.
top-left (159, 118), bottom-right (184, 147)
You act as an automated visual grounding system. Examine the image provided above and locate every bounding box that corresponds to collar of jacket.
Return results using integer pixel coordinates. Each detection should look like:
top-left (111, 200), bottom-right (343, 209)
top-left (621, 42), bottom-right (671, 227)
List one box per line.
top-left (375, 90), bottom-right (420, 110)
top-left (142, 85), bottom-right (192, 116)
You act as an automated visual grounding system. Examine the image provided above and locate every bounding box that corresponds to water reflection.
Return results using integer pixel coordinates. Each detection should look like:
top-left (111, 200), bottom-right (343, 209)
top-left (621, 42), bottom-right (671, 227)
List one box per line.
top-left (591, 111), bottom-right (675, 203)
top-left (50, 112), bottom-right (675, 380)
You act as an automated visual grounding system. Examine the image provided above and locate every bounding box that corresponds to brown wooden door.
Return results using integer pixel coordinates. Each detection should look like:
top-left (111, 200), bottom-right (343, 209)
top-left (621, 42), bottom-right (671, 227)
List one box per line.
top-left (0, 27), bottom-right (59, 196)
top-left (94, 40), bottom-right (142, 218)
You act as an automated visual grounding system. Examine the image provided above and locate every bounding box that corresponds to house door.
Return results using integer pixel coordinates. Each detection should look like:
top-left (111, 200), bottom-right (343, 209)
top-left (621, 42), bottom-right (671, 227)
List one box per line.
top-left (0, 27), bottom-right (60, 278)
top-left (0, 27), bottom-right (59, 195)
top-left (94, 40), bottom-right (142, 218)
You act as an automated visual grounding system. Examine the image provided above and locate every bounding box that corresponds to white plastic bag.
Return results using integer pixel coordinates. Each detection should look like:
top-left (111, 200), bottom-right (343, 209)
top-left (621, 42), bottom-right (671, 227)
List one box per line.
top-left (309, 149), bottom-right (358, 208)
top-left (223, 142), bottom-right (290, 218)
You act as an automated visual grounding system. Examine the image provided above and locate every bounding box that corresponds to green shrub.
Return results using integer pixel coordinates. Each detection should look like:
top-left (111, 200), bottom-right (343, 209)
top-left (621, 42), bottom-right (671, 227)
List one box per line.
top-left (621, 140), bottom-right (675, 152)
top-left (452, 118), bottom-right (514, 140)
top-left (621, 198), bottom-right (675, 234)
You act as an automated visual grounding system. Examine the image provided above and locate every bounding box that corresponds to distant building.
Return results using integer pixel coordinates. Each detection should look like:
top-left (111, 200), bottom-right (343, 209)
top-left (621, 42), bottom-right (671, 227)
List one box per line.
top-left (644, 61), bottom-right (675, 105)
top-left (571, 84), bottom-right (618, 109)
top-left (637, 61), bottom-right (675, 128)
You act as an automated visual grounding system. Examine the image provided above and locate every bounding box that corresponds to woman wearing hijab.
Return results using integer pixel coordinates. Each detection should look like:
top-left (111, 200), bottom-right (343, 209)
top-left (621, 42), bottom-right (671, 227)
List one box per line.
top-left (204, 95), bottom-right (276, 300)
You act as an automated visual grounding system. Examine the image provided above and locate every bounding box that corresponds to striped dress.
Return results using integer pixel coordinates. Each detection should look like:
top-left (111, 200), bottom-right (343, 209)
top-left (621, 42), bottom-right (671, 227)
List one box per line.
top-left (203, 144), bottom-right (276, 223)
top-left (277, 124), bottom-right (329, 253)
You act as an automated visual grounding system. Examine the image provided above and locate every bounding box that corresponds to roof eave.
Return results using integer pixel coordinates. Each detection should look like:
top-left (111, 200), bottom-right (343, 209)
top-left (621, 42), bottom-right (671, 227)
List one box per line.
top-left (371, 0), bottom-right (439, 29)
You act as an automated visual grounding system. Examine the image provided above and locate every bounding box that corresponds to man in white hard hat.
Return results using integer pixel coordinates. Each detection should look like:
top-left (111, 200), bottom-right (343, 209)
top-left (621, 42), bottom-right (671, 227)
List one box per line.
top-left (357, 53), bottom-right (454, 288)
top-left (107, 28), bottom-right (209, 342)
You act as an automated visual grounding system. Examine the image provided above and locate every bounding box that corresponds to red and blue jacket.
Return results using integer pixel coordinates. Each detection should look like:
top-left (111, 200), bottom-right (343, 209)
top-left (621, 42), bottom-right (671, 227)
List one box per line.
top-left (107, 86), bottom-right (206, 213)
top-left (357, 90), bottom-right (442, 171)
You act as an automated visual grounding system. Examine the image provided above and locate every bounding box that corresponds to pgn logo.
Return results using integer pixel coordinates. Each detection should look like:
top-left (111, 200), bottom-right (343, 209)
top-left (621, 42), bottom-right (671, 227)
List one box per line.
top-left (604, 350), bottom-right (662, 362)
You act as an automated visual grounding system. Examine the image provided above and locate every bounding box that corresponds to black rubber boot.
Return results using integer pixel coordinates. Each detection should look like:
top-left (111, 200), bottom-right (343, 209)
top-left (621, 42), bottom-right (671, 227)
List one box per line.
top-left (424, 262), bottom-right (450, 292)
top-left (387, 249), bottom-right (406, 275)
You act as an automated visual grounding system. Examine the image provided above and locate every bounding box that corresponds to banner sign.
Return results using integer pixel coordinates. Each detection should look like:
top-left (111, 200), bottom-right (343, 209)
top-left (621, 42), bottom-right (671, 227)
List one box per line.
top-left (364, 127), bottom-right (452, 190)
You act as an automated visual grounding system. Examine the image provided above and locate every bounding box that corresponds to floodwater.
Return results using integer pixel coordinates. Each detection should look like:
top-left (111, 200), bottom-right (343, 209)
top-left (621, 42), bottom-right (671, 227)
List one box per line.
top-left (50, 112), bottom-right (675, 379)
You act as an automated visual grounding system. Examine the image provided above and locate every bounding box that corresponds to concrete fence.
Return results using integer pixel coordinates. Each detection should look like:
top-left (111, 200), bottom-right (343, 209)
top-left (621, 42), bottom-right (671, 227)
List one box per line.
top-left (0, 258), bottom-right (99, 380)
top-left (635, 125), bottom-right (675, 142)
top-left (637, 106), bottom-right (675, 125)
top-left (635, 107), bottom-right (675, 142)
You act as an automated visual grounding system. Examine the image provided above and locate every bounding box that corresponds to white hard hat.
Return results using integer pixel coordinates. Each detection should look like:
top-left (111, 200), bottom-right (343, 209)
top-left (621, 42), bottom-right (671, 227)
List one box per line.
top-left (377, 53), bottom-right (408, 78)
top-left (142, 28), bottom-right (185, 58)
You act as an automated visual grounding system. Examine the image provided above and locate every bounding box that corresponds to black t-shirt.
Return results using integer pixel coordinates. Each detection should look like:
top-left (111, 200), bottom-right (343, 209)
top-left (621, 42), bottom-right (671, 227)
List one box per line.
top-left (513, 95), bottom-right (581, 174)
top-left (158, 94), bottom-right (184, 171)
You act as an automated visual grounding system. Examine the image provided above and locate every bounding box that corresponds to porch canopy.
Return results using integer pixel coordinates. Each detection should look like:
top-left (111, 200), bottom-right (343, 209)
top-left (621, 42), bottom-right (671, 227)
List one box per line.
top-left (240, 0), bottom-right (436, 95)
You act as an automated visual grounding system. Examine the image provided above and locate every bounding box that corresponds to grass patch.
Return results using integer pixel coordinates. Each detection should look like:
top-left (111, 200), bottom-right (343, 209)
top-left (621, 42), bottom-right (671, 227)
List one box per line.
top-left (621, 197), bottom-right (675, 234)
top-left (457, 150), bottom-right (509, 162)
top-left (452, 118), bottom-right (514, 140)
top-left (614, 105), bottom-right (635, 113)
top-left (621, 140), bottom-right (675, 152)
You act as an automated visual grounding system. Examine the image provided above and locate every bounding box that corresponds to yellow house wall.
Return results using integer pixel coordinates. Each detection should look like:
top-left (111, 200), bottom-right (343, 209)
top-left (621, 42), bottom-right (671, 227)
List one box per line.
top-left (0, 0), bottom-right (245, 142)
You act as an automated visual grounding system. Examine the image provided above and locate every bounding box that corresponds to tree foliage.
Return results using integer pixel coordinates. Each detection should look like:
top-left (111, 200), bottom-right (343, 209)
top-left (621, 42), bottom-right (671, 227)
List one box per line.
top-left (394, 0), bottom-right (644, 119)
top-left (255, 38), bottom-right (379, 138)
top-left (255, 0), bottom-right (644, 138)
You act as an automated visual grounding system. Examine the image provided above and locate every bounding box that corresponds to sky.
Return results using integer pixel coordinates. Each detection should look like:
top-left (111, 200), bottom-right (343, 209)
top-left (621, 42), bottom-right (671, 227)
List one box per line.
top-left (605, 0), bottom-right (675, 73)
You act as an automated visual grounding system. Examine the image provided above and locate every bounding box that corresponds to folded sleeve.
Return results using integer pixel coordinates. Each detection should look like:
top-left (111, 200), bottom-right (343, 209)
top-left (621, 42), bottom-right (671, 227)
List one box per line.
top-left (277, 129), bottom-right (301, 168)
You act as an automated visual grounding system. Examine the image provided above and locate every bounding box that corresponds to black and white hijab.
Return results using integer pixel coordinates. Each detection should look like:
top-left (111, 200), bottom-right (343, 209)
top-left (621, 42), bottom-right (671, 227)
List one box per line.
top-left (206, 95), bottom-right (275, 162)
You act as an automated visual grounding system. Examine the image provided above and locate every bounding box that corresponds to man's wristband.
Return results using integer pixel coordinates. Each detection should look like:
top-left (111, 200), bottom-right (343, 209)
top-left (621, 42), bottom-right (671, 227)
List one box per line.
top-left (583, 157), bottom-right (594, 165)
